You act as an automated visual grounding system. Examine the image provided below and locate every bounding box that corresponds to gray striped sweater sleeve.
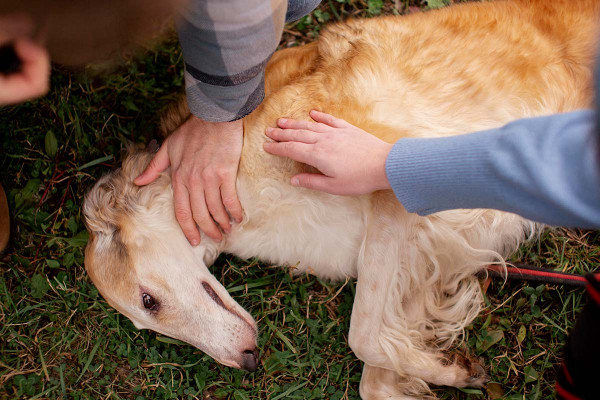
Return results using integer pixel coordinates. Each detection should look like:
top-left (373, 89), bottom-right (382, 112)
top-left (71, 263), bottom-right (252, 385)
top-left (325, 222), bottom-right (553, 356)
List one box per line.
top-left (177, 0), bottom-right (287, 122)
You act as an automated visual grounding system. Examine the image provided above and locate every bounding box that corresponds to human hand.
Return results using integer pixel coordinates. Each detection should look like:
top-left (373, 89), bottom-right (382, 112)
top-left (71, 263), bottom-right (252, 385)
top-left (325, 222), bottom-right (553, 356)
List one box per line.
top-left (263, 110), bottom-right (393, 195)
top-left (0, 14), bottom-right (50, 106)
top-left (135, 116), bottom-right (244, 245)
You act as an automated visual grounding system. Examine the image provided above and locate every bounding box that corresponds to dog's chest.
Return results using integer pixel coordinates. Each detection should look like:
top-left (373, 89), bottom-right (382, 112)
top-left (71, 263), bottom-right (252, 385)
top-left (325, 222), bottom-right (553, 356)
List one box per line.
top-left (225, 180), bottom-right (368, 280)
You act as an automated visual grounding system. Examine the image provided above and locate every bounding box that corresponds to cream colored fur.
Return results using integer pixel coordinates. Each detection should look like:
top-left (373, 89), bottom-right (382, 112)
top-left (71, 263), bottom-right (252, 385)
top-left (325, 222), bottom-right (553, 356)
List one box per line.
top-left (83, 0), bottom-right (599, 398)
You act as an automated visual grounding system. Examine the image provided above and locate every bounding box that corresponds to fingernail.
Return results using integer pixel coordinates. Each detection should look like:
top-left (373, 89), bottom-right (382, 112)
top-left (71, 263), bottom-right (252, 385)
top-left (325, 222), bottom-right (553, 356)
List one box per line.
top-left (266, 127), bottom-right (273, 133)
top-left (291, 177), bottom-right (299, 186)
top-left (236, 217), bottom-right (243, 223)
top-left (279, 118), bottom-right (287, 124)
top-left (190, 239), bottom-right (199, 246)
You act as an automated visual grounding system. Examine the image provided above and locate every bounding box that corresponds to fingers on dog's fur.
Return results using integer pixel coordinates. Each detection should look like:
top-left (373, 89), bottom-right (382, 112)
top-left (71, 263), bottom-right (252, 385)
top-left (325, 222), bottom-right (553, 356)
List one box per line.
top-left (266, 127), bottom-right (318, 144)
top-left (135, 144), bottom-right (169, 186)
top-left (205, 182), bottom-right (231, 234)
top-left (172, 179), bottom-right (202, 245)
top-left (188, 184), bottom-right (222, 242)
top-left (220, 179), bottom-right (243, 223)
top-left (309, 110), bottom-right (349, 128)
top-left (291, 173), bottom-right (333, 192)
top-left (263, 141), bottom-right (315, 165)
top-left (277, 117), bottom-right (329, 133)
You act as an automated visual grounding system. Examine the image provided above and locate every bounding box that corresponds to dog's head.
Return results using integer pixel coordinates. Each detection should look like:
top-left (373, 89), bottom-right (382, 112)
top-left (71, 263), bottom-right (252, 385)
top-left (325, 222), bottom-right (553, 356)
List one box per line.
top-left (83, 151), bottom-right (259, 371)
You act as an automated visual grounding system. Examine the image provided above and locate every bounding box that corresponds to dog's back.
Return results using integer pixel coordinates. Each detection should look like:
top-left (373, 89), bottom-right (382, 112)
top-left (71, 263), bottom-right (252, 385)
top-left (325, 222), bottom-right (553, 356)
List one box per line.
top-left (245, 0), bottom-right (598, 162)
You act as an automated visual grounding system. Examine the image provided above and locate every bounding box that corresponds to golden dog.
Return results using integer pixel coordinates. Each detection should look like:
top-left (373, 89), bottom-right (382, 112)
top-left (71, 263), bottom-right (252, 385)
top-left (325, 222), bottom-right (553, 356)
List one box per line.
top-left (83, 0), bottom-right (599, 398)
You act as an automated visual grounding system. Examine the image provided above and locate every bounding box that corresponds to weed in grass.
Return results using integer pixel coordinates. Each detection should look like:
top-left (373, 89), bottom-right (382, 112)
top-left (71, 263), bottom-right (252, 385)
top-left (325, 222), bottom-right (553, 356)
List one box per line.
top-left (1, 1), bottom-right (598, 399)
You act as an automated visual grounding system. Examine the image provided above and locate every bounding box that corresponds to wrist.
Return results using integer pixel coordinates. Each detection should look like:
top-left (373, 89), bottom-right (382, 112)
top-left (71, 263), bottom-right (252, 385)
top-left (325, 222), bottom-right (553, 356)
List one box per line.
top-left (189, 115), bottom-right (243, 134)
top-left (374, 143), bottom-right (393, 191)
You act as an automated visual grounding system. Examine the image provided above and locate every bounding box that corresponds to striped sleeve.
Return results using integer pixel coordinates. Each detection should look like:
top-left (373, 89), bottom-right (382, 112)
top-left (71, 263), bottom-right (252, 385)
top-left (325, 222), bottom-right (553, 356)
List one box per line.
top-left (177, 0), bottom-right (287, 122)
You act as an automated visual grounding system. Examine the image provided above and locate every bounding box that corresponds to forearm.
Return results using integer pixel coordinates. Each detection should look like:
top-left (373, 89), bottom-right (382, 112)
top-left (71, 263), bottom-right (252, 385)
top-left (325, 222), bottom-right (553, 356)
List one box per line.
top-left (386, 110), bottom-right (600, 228)
top-left (177, 0), bottom-right (287, 122)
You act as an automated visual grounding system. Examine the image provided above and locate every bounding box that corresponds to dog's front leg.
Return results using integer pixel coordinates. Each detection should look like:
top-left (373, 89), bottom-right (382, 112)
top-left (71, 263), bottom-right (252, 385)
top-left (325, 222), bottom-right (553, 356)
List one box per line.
top-left (348, 243), bottom-right (397, 370)
top-left (348, 193), bottom-right (405, 371)
top-left (359, 364), bottom-right (435, 400)
top-left (350, 193), bottom-right (488, 393)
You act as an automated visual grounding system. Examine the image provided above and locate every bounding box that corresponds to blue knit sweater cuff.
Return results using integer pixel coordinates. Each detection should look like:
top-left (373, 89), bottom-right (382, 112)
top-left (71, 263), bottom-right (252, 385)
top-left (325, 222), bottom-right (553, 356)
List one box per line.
top-left (384, 133), bottom-right (498, 216)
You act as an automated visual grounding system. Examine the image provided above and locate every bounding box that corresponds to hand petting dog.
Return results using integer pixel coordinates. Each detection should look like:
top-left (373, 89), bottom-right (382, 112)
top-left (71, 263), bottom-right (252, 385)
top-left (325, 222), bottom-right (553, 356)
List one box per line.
top-left (135, 116), bottom-right (244, 245)
top-left (264, 110), bottom-right (393, 195)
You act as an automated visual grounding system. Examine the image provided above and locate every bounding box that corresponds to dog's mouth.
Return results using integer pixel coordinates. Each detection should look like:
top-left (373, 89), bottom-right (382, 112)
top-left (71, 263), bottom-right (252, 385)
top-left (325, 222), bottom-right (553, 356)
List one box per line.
top-left (221, 349), bottom-right (260, 372)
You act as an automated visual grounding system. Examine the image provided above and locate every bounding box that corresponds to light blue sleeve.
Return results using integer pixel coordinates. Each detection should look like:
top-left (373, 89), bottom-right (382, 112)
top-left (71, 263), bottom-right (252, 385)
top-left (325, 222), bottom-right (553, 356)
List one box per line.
top-left (385, 110), bottom-right (600, 228)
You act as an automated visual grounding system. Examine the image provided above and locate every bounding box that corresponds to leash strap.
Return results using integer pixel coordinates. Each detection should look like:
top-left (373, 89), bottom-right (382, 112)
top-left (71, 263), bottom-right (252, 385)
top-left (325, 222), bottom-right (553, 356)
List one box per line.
top-left (482, 265), bottom-right (597, 398)
top-left (486, 263), bottom-right (588, 287)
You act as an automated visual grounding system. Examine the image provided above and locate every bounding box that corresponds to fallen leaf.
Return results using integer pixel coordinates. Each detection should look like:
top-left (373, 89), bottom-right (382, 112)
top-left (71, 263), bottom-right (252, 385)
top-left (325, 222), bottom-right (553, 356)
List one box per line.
top-left (480, 330), bottom-right (504, 352)
top-left (517, 325), bottom-right (526, 344)
top-left (486, 383), bottom-right (504, 399)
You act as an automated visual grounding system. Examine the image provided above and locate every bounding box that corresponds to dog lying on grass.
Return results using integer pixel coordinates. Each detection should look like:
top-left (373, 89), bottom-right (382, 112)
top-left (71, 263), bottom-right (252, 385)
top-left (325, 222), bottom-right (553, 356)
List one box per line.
top-left (83, 0), bottom-right (599, 398)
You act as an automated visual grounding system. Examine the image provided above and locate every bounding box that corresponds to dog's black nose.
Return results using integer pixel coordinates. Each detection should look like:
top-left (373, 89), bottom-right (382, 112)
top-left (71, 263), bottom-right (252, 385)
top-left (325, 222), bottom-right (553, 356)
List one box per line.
top-left (241, 348), bottom-right (259, 372)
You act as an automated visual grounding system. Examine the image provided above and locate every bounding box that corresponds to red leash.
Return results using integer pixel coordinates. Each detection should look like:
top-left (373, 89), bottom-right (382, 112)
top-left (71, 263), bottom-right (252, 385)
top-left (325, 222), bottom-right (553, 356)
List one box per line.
top-left (485, 263), bottom-right (588, 287)
top-left (483, 262), bottom-right (599, 399)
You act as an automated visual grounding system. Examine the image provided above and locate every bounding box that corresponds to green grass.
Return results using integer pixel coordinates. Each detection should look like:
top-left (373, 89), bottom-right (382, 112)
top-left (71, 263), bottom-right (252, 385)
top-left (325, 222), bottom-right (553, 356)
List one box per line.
top-left (1, 1), bottom-right (599, 399)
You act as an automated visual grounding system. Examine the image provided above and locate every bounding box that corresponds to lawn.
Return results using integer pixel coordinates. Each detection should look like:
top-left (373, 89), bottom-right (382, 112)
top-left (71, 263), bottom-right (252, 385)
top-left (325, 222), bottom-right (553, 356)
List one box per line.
top-left (1, 1), bottom-right (599, 399)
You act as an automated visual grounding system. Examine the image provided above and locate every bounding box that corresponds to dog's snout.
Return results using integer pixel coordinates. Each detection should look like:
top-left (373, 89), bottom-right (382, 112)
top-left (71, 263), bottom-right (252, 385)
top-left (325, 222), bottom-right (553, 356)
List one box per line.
top-left (202, 281), bottom-right (226, 309)
top-left (202, 281), bottom-right (258, 333)
top-left (241, 348), bottom-right (259, 372)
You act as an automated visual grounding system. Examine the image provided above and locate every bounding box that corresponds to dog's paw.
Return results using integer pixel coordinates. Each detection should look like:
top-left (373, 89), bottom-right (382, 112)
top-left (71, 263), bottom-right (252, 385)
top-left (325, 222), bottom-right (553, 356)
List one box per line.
top-left (453, 353), bottom-right (489, 388)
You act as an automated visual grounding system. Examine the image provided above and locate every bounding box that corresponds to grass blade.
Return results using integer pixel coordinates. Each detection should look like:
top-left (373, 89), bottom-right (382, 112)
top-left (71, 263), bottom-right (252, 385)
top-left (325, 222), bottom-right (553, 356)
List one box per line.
top-left (265, 318), bottom-right (297, 354)
top-left (77, 155), bottom-right (113, 171)
top-left (271, 381), bottom-right (309, 400)
top-left (76, 340), bottom-right (101, 382)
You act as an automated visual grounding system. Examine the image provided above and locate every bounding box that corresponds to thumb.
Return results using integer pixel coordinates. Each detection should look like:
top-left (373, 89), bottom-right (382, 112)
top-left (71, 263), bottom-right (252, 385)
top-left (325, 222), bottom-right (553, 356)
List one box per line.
top-left (134, 143), bottom-right (170, 186)
top-left (290, 173), bottom-right (336, 194)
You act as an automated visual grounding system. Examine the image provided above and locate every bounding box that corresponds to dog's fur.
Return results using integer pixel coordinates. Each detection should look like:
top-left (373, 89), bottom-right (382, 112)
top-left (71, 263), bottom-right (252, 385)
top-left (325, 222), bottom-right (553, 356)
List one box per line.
top-left (83, 0), bottom-right (600, 398)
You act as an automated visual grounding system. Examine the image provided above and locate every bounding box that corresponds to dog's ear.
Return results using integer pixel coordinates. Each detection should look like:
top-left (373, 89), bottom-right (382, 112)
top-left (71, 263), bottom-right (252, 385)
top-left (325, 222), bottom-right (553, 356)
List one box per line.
top-left (121, 139), bottom-right (158, 160)
top-left (122, 140), bottom-right (139, 157)
top-left (145, 139), bottom-right (160, 153)
top-left (83, 177), bottom-right (135, 303)
top-left (120, 151), bottom-right (155, 182)
top-left (83, 173), bottom-right (121, 236)
top-left (83, 151), bottom-right (166, 236)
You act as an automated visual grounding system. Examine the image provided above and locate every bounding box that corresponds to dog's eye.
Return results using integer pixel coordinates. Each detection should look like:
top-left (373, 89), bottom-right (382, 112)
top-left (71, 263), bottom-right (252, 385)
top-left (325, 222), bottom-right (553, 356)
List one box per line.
top-left (142, 293), bottom-right (159, 311)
